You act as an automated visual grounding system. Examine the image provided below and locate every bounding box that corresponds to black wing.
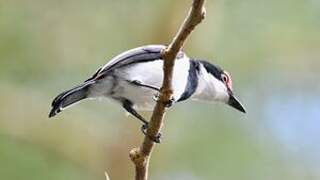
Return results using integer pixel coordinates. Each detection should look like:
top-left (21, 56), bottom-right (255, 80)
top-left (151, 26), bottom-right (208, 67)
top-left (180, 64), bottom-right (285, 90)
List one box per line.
top-left (85, 45), bottom-right (175, 82)
top-left (101, 45), bottom-right (164, 72)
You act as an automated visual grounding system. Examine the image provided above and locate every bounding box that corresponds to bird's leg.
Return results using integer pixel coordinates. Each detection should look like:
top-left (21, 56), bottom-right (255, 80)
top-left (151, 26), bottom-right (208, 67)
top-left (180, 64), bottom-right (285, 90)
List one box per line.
top-left (122, 100), bottom-right (162, 143)
top-left (153, 92), bottom-right (175, 108)
top-left (123, 100), bottom-right (148, 125)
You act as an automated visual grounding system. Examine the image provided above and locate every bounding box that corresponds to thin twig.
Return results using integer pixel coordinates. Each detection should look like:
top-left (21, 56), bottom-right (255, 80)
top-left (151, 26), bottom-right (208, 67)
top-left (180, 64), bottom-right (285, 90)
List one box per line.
top-left (129, 1), bottom-right (206, 180)
top-left (105, 171), bottom-right (110, 180)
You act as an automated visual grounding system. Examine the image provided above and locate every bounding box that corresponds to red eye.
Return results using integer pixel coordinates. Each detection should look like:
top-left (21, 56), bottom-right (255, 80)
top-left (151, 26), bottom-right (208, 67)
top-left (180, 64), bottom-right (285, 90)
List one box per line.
top-left (222, 74), bottom-right (228, 82)
top-left (222, 71), bottom-right (233, 91)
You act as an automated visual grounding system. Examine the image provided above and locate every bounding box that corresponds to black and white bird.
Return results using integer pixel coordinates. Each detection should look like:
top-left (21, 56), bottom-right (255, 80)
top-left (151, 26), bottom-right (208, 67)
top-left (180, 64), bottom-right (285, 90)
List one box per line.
top-left (49, 45), bottom-right (245, 142)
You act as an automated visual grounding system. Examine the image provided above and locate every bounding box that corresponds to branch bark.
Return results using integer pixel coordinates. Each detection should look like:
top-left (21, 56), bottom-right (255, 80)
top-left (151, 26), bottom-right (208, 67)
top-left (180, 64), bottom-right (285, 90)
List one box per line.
top-left (129, 1), bottom-right (206, 180)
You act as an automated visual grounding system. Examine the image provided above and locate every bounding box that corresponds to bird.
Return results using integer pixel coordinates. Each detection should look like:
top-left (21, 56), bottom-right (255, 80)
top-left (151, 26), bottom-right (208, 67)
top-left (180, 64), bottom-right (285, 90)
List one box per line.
top-left (49, 45), bottom-right (245, 142)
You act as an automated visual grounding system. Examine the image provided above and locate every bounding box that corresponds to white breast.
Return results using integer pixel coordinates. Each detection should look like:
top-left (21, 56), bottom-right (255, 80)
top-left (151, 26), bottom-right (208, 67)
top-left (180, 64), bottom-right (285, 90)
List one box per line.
top-left (112, 56), bottom-right (191, 110)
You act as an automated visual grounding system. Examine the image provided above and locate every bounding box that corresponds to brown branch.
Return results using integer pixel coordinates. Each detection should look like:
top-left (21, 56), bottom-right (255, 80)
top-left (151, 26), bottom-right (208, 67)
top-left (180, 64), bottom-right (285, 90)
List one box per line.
top-left (129, 1), bottom-right (206, 180)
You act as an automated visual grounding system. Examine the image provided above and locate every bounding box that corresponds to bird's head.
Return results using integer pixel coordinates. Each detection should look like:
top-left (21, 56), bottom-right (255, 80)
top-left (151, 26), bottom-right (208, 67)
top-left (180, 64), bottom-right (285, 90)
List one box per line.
top-left (199, 61), bottom-right (246, 113)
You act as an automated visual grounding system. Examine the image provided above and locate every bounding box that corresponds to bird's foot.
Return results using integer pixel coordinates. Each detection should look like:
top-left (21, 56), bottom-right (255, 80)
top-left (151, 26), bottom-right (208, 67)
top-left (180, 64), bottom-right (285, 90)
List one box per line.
top-left (141, 123), bottom-right (162, 143)
top-left (164, 97), bottom-right (175, 108)
top-left (153, 93), bottom-right (175, 108)
top-left (152, 92), bottom-right (160, 102)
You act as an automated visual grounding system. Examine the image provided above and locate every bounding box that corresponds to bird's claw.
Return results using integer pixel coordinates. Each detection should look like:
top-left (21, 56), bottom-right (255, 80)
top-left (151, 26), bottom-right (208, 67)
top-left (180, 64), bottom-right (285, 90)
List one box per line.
top-left (153, 93), bottom-right (175, 108)
top-left (140, 123), bottom-right (162, 143)
top-left (164, 97), bottom-right (175, 108)
top-left (152, 93), bottom-right (160, 102)
top-left (153, 133), bottom-right (162, 143)
top-left (141, 123), bottom-right (148, 134)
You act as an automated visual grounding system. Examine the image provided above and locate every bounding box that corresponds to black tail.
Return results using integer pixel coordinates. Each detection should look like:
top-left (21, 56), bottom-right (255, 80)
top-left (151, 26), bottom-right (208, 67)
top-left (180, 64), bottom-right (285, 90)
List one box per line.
top-left (49, 81), bottom-right (94, 118)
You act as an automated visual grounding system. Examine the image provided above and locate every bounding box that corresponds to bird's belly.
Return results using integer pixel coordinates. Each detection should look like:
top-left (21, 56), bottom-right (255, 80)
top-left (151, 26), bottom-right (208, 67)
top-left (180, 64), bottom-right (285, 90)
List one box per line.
top-left (105, 58), bottom-right (190, 110)
top-left (113, 59), bottom-right (190, 104)
top-left (114, 81), bottom-right (157, 111)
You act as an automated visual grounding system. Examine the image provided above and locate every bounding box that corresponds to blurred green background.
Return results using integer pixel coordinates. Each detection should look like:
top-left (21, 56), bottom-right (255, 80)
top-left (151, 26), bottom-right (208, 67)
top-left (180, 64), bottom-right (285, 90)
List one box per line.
top-left (1, 0), bottom-right (320, 179)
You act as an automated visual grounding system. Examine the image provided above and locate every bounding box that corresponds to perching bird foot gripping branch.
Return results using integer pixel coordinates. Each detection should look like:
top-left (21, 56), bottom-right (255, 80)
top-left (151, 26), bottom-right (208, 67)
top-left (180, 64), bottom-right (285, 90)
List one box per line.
top-left (129, 0), bottom-right (206, 180)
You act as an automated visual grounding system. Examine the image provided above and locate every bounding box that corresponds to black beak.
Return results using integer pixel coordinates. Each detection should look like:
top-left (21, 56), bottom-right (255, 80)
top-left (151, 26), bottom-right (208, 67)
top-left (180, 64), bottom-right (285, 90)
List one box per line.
top-left (228, 94), bottom-right (246, 113)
